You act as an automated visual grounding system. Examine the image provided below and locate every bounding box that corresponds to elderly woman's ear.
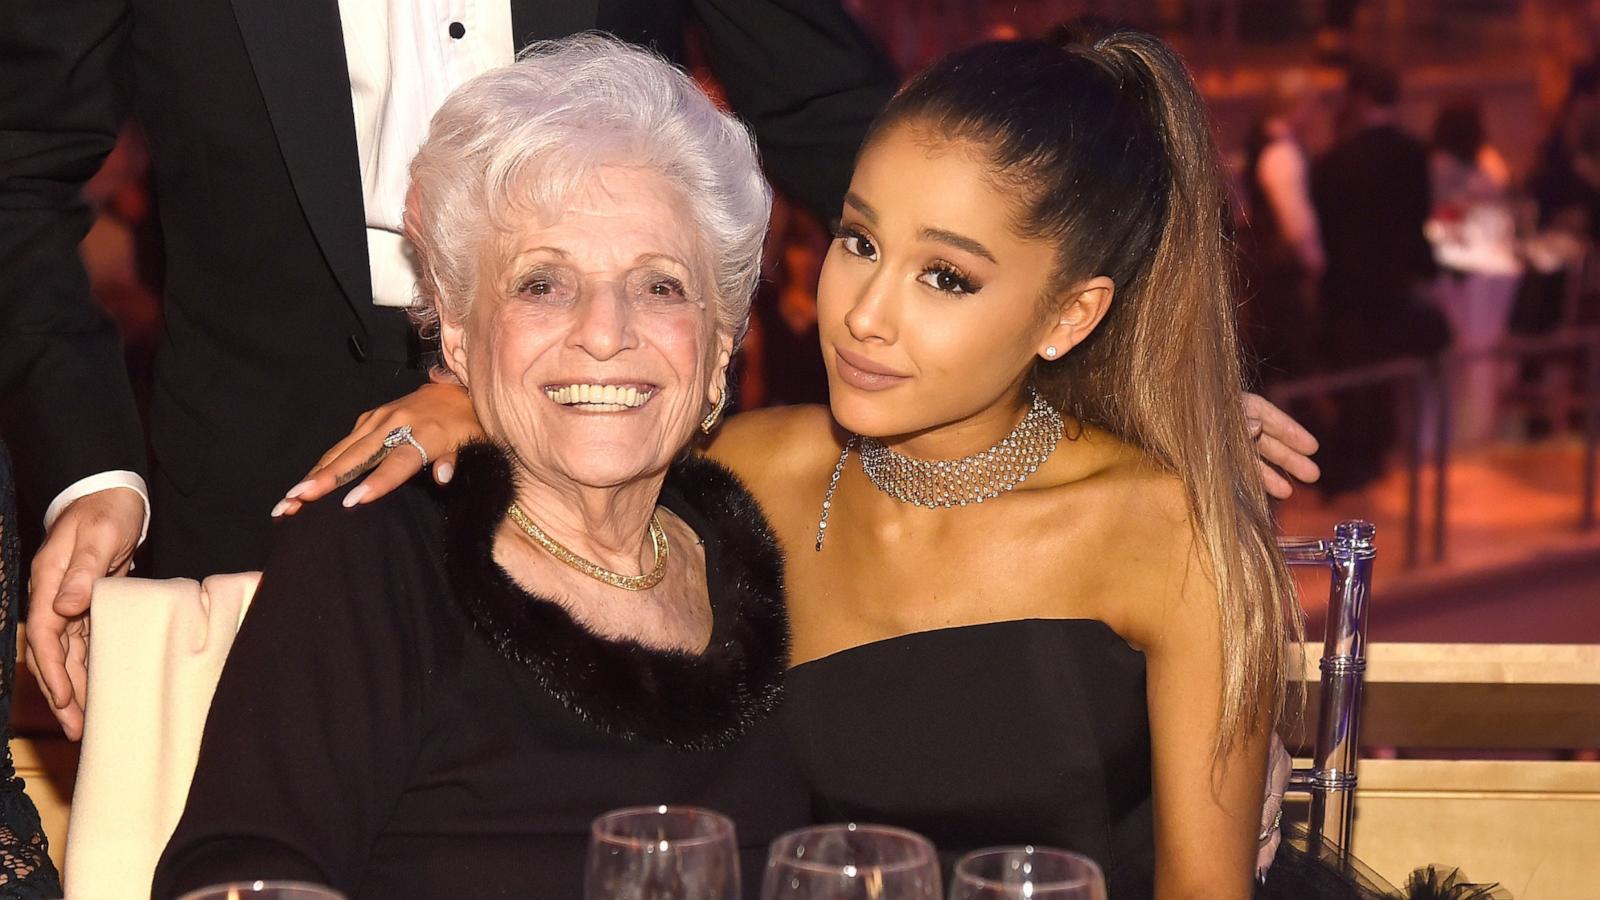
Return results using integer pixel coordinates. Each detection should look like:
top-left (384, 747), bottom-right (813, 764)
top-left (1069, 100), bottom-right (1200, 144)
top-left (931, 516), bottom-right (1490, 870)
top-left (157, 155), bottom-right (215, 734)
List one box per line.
top-left (438, 311), bottom-right (472, 391)
top-left (703, 336), bottom-right (734, 432)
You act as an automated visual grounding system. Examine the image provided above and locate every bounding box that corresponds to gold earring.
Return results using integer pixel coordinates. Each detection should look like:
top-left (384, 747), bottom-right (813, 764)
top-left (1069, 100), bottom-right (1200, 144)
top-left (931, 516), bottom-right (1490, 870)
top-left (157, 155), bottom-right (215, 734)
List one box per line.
top-left (700, 389), bottom-right (728, 434)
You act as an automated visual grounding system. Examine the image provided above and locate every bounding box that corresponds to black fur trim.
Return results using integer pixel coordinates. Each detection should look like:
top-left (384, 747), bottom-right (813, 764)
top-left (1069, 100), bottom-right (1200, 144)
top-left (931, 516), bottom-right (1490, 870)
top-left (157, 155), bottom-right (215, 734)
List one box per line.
top-left (443, 442), bottom-right (789, 751)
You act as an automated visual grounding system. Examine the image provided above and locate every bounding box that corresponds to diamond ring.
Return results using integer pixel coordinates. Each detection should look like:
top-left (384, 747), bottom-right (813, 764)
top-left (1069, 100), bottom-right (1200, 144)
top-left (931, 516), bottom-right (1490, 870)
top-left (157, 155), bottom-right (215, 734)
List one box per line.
top-left (382, 424), bottom-right (430, 468)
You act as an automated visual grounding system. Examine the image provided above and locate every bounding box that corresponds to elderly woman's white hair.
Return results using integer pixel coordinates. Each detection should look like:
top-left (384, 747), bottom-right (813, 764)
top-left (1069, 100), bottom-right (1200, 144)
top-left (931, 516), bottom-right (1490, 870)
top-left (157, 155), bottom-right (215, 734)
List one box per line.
top-left (405, 34), bottom-right (771, 342)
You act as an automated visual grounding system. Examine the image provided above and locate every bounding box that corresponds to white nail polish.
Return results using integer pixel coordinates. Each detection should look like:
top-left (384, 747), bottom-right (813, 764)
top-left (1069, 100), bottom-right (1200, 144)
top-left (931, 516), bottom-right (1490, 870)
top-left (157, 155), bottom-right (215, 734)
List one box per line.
top-left (343, 485), bottom-right (371, 508)
top-left (270, 500), bottom-right (290, 518)
top-left (435, 462), bottom-right (454, 484)
top-left (285, 480), bottom-right (314, 500)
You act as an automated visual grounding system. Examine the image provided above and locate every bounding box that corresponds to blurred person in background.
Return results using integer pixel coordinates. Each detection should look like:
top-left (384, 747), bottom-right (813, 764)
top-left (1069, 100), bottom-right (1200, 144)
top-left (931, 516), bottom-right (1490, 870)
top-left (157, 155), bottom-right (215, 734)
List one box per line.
top-left (1241, 69), bottom-right (1325, 387)
top-left (1312, 60), bottom-right (1446, 498)
top-left (1424, 97), bottom-right (1523, 447)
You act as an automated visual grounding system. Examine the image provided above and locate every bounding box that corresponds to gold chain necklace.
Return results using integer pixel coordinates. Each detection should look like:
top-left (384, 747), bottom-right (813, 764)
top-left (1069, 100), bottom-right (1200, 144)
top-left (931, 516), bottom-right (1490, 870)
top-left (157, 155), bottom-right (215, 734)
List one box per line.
top-left (814, 388), bottom-right (1063, 551)
top-left (507, 502), bottom-right (669, 591)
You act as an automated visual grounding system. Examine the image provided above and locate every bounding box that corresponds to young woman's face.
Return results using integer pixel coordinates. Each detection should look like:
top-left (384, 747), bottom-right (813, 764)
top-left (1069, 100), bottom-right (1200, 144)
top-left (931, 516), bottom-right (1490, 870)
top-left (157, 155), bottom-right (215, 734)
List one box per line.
top-left (817, 122), bottom-right (1087, 441)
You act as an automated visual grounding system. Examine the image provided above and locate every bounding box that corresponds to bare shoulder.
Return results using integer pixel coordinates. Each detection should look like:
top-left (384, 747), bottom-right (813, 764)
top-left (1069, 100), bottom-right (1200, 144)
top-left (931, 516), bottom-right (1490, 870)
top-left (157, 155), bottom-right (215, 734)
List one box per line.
top-left (1044, 425), bottom-right (1213, 650)
top-left (703, 404), bottom-right (844, 498)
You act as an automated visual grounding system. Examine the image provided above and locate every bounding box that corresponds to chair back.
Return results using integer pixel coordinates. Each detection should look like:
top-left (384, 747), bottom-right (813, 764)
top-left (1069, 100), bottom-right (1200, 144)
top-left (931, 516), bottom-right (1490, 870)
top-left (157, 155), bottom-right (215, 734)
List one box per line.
top-left (64, 572), bottom-right (261, 899)
top-left (1278, 520), bottom-right (1377, 861)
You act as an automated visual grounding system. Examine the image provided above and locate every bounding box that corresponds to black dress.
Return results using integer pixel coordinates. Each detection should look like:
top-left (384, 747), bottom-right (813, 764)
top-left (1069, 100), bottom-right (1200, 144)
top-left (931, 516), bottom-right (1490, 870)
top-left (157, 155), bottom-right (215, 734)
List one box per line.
top-left (0, 442), bottom-right (63, 897)
top-left (783, 619), bottom-right (1157, 899)
top-left (782, 619), bottom-right (1500, 900)
top-left (153, 443), bottom-right (806, 899)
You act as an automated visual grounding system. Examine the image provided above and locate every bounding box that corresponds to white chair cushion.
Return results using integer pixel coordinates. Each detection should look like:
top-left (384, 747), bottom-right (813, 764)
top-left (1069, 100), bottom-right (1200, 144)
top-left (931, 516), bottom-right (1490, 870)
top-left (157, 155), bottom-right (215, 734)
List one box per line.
top-left (64, 572), bottom-right (261, 900)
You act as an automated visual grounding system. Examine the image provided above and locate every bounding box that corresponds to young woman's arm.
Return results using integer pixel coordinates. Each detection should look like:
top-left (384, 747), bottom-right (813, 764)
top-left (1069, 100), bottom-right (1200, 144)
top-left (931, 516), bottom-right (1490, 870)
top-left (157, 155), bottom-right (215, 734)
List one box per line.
top-left (1120, 480), bottom-right (1271, 899)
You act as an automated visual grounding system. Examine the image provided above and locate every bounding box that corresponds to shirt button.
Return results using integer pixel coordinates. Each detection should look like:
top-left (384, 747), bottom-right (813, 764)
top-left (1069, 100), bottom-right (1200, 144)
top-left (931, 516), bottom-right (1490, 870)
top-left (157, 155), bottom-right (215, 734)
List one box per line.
top-left (448, 21), bottom-right (465, 39)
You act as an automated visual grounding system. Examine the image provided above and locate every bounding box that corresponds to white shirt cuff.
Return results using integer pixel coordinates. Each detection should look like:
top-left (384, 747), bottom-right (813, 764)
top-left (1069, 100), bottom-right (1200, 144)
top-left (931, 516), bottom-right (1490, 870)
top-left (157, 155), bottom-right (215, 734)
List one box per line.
top-left (45, 471), bottom-right (152, 546)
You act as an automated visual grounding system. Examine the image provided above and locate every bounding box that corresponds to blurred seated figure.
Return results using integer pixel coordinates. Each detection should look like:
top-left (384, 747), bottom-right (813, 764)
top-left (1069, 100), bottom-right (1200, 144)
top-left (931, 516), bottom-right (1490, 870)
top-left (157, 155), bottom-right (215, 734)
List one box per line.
top-left (1425, 97), bottom-right (1523, 447)
top-left (0, 443), bottom-right (63, 898)
top-left (150, 37), bottom-right (802, 898)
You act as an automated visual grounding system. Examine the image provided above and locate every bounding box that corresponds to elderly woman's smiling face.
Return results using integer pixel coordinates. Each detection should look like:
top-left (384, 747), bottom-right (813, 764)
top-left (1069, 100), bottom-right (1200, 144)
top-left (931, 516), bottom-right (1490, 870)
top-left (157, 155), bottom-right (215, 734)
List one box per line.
top-left (439, 165), bottom-right (731, 488)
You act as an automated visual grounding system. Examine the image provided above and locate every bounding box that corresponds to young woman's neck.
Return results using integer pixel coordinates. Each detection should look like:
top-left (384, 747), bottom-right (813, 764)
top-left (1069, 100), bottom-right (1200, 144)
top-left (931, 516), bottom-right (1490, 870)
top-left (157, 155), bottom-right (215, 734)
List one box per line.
top-left (886, 381), bottom-right (1033, 461)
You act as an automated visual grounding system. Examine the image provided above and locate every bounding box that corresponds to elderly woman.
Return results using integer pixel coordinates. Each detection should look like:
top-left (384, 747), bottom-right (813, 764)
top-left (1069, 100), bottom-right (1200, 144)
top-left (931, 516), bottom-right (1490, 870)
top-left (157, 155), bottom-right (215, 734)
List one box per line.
top-left (151, 37), bottom-right (800, 898)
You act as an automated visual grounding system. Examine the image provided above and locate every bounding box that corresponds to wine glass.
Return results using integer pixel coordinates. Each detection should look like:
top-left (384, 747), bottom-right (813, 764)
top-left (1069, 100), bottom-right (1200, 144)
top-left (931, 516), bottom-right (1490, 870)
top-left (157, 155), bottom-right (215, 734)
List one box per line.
top-left (585, 804), bottom-right (742, 900)
top-left (761, 823), bottom-right (941, 899)
top-left (176, 882), bottom-right (347, 900)
top-left (947, 846), bottom-right (1106, 900)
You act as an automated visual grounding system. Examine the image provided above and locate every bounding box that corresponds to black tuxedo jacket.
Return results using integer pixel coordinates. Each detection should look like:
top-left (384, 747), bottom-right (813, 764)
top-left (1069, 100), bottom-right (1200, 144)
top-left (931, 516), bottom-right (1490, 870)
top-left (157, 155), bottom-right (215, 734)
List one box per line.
top-left (0, 0), bottom-right (894, 576)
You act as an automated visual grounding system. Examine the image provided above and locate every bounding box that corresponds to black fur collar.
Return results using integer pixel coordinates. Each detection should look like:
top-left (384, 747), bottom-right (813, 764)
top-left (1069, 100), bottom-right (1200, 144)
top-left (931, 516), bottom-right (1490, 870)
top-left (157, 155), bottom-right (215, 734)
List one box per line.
top-left (443, 442), bottom-right (788, 751)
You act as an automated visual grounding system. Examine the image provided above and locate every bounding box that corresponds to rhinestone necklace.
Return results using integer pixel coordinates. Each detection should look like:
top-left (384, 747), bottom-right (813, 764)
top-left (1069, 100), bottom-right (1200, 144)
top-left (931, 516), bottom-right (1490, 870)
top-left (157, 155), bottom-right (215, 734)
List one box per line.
top-left (814, 388), bottom-right (1064, 550)
top-left (507, 502), bottom-right (669, 591)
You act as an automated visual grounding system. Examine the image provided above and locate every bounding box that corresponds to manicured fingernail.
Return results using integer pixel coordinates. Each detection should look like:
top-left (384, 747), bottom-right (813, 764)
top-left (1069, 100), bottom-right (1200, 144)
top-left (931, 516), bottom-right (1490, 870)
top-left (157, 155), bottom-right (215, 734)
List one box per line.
top-left (270, 499), bottom-right (291, 518)
top-left (343, 485), bottom-right (371, 508)
top-left (435, 461), bottom-right (454, 484)
top-left (286, 480), bottom-right (314, 500)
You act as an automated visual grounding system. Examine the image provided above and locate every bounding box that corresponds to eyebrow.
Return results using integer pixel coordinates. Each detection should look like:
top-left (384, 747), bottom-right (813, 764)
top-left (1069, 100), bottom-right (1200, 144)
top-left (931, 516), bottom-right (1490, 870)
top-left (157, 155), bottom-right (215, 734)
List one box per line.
top-left (633, 252), bottom-right (692, 271)
top-left (517, 245), bottom-right (571, 259)
top-left (920, 227), bottom-right (997, 264)
top-left (843, 192), bottom-right (878, 222)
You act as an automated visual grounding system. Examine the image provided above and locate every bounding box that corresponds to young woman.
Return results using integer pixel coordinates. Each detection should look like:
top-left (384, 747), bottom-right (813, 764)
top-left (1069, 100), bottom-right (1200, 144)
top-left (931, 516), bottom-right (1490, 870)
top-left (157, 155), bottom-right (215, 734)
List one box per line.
top-left (260, 26), bottom-right (1327, 898)
top-left (708, 32), bottom-right (1294, 897)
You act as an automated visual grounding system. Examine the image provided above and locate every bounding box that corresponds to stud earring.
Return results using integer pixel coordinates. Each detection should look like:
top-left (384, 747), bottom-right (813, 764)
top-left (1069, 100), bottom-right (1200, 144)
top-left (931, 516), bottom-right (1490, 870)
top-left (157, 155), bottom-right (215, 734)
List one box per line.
top-left (1044, 346), bottom-right (1058, 359)
top-left (700, 389), bottom-right (728, 434)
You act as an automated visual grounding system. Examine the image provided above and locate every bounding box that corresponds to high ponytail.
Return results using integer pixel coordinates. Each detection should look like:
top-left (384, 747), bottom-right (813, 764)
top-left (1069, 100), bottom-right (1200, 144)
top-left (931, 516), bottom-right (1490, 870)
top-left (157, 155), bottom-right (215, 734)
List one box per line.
top-left (868, 29), bottom-right (1300, 754)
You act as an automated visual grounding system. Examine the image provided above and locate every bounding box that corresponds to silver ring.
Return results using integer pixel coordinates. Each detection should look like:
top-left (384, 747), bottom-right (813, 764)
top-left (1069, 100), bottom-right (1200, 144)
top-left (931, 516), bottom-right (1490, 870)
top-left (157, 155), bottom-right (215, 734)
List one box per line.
top-left (382, 424), bottom-right (430, 468)
top-left (1258, 808), bottom-right (1282, 842)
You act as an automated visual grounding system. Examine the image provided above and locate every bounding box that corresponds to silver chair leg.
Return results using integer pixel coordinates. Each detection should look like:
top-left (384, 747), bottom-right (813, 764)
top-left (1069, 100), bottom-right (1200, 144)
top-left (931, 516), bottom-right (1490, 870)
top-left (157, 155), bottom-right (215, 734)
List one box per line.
top-left (1283, 520), bottom-right (1377, 864)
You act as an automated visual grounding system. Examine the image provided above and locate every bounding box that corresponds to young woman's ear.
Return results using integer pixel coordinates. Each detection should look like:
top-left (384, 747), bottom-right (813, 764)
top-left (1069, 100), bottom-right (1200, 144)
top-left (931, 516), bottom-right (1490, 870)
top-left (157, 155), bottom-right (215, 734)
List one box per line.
top-left (1037, 276), bottom-right (1114, 361)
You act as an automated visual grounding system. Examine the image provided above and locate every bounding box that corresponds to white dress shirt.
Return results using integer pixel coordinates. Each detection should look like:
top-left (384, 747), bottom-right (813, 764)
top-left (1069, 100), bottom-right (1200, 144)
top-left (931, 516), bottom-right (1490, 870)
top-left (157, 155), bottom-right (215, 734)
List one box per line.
top-left (340, 0), bottom-right (514, 308)
top-left (49, 0), bottom-right (514, 534)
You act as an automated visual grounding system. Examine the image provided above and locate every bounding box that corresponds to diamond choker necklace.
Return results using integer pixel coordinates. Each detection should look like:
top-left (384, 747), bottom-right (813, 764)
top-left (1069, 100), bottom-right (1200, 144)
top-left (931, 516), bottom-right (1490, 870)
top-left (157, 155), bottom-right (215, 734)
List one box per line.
top-left (814, 388), bottom-right (1064, 550)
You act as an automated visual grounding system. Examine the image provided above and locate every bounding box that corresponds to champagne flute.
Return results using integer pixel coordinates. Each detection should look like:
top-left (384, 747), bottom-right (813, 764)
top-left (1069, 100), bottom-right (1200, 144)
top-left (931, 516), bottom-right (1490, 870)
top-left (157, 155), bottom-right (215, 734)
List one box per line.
top-left (761, 823), bottom-right (941, 899)
top-left (585, 804), bottom-right (741, 900)
top-left (947, 846), bottom-right (1106, 900)
top-left (176, 882), bottom-right (347, 900)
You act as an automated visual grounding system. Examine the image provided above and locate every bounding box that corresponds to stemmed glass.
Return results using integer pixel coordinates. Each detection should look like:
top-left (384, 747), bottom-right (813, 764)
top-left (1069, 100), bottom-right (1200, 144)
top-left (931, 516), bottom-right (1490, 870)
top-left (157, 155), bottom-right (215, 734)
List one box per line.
top-left (947, 846), bottom-right (1106, 900)
top-left (761, 823), bottom-right (942, 899)
top-left (176, 882), bottom-right (347, 900)
top-left (585, 805), bottom-right (742, 900)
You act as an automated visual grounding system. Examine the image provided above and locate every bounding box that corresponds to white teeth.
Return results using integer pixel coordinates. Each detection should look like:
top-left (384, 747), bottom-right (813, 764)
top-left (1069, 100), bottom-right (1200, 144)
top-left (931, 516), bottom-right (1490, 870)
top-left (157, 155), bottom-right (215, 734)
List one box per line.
top-left (543, 384), bottom-right (653, 410)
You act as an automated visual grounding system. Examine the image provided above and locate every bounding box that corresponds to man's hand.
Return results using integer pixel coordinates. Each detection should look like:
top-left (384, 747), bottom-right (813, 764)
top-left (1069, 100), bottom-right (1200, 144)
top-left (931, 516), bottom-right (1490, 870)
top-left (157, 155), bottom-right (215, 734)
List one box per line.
top-left (1244, 392), bottom-right (1321, 500)
top-left (273, 381), bottom-right (481, 517)
top-left (25, 486), bottom-right (145, 740)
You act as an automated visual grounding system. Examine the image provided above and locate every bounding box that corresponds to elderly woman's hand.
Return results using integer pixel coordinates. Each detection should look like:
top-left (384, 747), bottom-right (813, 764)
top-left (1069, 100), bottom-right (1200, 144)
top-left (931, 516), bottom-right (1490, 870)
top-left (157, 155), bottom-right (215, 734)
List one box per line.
top-left (1244, 392), bottom-right (1320, 500)
top-left (272, 377), bottom-right (481, 517)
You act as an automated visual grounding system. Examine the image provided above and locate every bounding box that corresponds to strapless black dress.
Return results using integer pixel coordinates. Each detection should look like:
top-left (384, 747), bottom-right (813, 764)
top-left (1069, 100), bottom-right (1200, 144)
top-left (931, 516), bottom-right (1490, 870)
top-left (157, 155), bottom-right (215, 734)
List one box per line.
top-left (782, 618), bottom-right (1500, 900)
top-left (784, 618), bottom-right (1157, 899)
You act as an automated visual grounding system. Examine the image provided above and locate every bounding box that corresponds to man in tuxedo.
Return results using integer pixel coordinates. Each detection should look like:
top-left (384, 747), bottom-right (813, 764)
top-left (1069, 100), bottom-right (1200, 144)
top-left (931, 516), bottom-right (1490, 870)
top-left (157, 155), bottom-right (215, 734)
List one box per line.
top-left (1311, 60), bottom-right (1440, 496)
top-left (0, 0), bottom-right (895, 735)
